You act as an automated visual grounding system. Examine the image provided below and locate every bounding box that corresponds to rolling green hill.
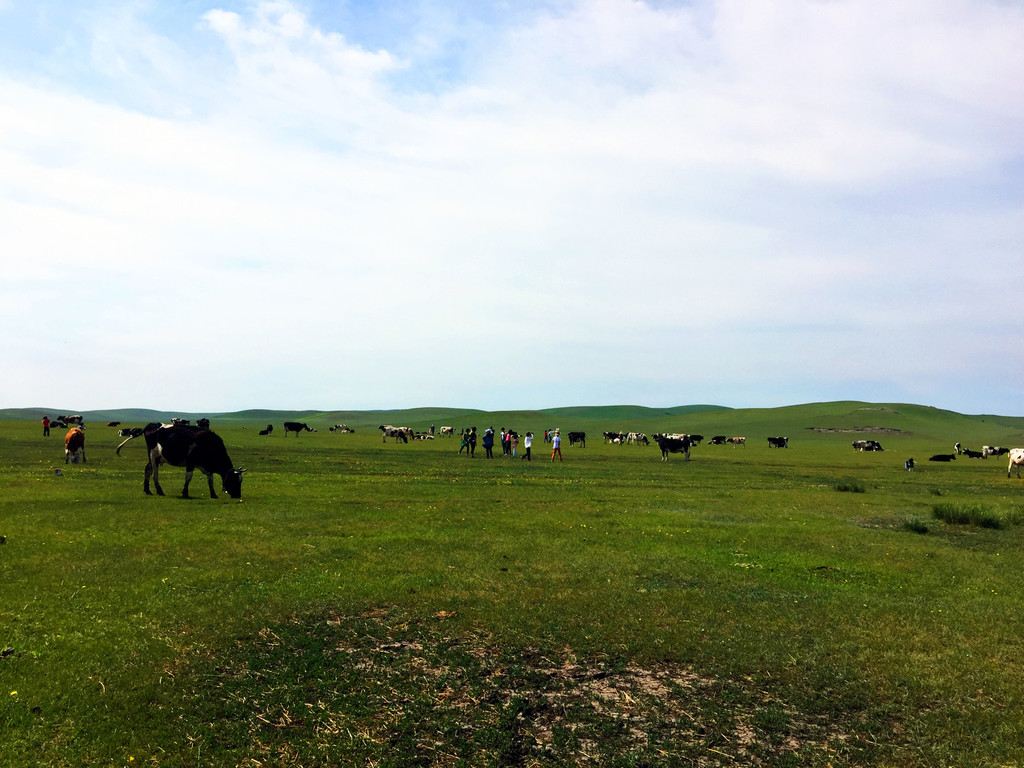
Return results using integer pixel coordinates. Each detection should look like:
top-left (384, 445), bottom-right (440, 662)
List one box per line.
top-left (2, 401), bottom-right (1023, 445)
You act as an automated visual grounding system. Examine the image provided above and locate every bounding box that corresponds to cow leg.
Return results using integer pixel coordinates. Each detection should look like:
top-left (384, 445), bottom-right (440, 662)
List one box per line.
top-left (65, 450), bottom-right (70, 465)
top-left (182, 466), bottom-right (194, 498)
top-left (206, 471), bottom-right (217, 499)
top-left (144, 461), bottom-right (155, 495)
top-left (150, 453), bottom-right (165, 496)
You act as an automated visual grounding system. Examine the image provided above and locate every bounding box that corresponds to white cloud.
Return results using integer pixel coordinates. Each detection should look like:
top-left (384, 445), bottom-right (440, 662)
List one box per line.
top-left (0, 0), bottom-right (1021, 413)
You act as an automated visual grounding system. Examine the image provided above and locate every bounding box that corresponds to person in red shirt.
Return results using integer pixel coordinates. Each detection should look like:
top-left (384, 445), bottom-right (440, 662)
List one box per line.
top-left (42, 416), bottom-right (50, 437)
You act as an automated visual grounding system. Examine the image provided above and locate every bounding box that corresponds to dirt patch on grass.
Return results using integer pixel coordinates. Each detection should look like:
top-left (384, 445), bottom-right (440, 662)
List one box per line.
top-left (172, 608), bottom-right (880, 767)
top-left (806, 426), bottom-right (906, 434)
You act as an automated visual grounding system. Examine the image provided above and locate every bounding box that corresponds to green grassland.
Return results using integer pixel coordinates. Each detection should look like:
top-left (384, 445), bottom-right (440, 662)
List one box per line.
top-left (2, 402), bottom-right (1024, 766)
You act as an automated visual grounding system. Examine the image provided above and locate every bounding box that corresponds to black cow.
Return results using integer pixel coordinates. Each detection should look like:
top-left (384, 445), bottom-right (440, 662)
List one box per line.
top-left (116, 423), bottom-right (244, 498)
top-left (653, 434), bottom-right (695, 461)
top-left (196, 418), bottom-right (210, 429)
top-left (283, 421), bottom-right (315, 436)
top-left (707, 435), bottom-right (727, 445)
top-left (568, 431), bottom-right (586, 447)
top-left (962, 448), bottom-right (985, 459)
top-left (929, 453), bottom-right (956, 462)
top-left (767, 436), bottom-right (789, 448)
top-left (258, 424), bottom-right (273, 436)
top-left (118, 427), bottom-right (144, 438)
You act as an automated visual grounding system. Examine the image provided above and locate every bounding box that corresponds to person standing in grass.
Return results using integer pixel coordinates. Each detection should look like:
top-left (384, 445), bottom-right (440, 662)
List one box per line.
top-left (483, 427), bottom-right (495, 458)
top-left (458, 429), bottom-right (470, 455)
top-left (521, 431), bottom-right (532, 461)
top-left (469, 427), bottom-right (477, 458)
top-left (41, 416), bottom-right (50, 437)
top-left (512, 433), bottom-right (519, 457)
top-left (551, 429), bottom-right (562, 461)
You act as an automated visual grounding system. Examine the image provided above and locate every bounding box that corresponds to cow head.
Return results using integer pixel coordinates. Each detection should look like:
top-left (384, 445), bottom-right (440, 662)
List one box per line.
top-left (224, 468), bottom-right (246, 499)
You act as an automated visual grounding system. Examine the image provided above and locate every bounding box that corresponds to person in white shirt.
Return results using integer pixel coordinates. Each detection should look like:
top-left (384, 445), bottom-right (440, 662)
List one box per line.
top-left (521, 431), bottom-right (533, 461)
top-left (551, 429), bottom-right (562, 461)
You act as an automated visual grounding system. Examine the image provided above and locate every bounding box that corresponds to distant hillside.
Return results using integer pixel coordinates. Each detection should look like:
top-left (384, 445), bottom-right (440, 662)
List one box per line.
top-left (2, 402), bottom-right (1022, 444)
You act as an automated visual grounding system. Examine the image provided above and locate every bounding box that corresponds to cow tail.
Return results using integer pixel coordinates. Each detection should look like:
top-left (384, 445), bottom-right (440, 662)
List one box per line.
top-left (115, 434), bottom-right (138, 456)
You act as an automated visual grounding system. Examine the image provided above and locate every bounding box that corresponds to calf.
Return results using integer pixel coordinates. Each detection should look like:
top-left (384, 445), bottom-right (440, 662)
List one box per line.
top-left (117, 423), bottom-right (244, 498)
top-left (64, 427), bottom-right (86, 464)
top-left (283, 422), bottom-right (315, 436)
top-left (258, 424), bottom-right (273, 436)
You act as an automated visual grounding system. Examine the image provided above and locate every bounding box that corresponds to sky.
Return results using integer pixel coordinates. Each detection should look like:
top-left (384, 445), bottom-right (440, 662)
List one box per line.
top-left (1, 0), bottom-right (1022, 415)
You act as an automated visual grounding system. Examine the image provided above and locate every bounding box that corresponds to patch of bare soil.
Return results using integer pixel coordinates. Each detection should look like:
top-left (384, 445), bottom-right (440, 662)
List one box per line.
top-left (187, 610), bottom-right (878, 767)
top-left (806, 426), bottom-right (906, 434)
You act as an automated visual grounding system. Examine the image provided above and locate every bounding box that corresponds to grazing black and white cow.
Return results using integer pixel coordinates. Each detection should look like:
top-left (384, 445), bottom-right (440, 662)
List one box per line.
top-left (118, 427), bottom-right (144, 438)
top-left (568, 431), bottom-right (586, 447)
top-left (653, 433), bottom-right (695, 461)
top-left (64, 427), bottom-right (85, 464)
top-left (767, 436), bottom-right (789, 448)
top-left (983, 446), bottom-right (1009, 458)
top-left (62, 414), bottom-right (84, 425)
top-left (379, 425), bottom-right (411, 443)
top-left (707, 435), bottom-right (727, 445)
top-left (117, 423), bottom-right (244, 498)
top-left (283, 422), bottom-right (315, 436)
top-left (439, 426), bottom-right (455, 437)
top-left (329, 424), bottom-right (354, 433)
top-left (1007, 448), bottom-right (1024, 478)
top-left (852, 440), bottom-right (884, 452)
top-left (929, 453), bottom-right (956, 462)
top-left (726, 436), bottom-right (746, 446)
top-left (258, 424), bottom-right (273, 436)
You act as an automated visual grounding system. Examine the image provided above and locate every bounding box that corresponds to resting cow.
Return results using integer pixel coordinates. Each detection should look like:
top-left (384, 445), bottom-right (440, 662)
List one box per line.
top-left (64, 427), bottom-right (86, 464)
top-left (929, 453), bottom-right (956, 462)
top-left (117, 423), bottom-right (244, 498)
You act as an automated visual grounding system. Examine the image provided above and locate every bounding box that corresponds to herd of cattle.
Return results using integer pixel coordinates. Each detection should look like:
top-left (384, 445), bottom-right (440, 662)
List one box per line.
top-left (47, 416), bottom-right (1024, 499)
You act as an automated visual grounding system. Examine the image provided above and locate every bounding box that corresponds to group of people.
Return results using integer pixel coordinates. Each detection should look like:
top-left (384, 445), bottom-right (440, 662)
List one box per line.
top-left (458, 427), bottom-right (560, 461)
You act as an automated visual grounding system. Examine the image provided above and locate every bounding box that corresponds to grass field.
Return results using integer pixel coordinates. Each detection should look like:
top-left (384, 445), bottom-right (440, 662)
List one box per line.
top-left (2, 402), bottom-right (1024, 767)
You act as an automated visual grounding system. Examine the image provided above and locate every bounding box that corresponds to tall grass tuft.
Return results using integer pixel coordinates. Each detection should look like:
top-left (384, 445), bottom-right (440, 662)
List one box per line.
top-left (931, 503), bottom-right (1018, 529)
top-left (833, 478), bottom-right (865, 493)
top-left (901, 516), bottom-right (929, 534)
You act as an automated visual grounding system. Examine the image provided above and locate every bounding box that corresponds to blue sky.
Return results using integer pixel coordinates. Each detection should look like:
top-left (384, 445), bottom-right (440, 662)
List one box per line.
top-left (2, 0), bottom-right (1022, 414)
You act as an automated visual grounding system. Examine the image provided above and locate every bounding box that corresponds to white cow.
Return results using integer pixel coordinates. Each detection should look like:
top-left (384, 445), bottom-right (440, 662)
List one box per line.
top-left (1007, 448), bottom-right (1024, 478)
